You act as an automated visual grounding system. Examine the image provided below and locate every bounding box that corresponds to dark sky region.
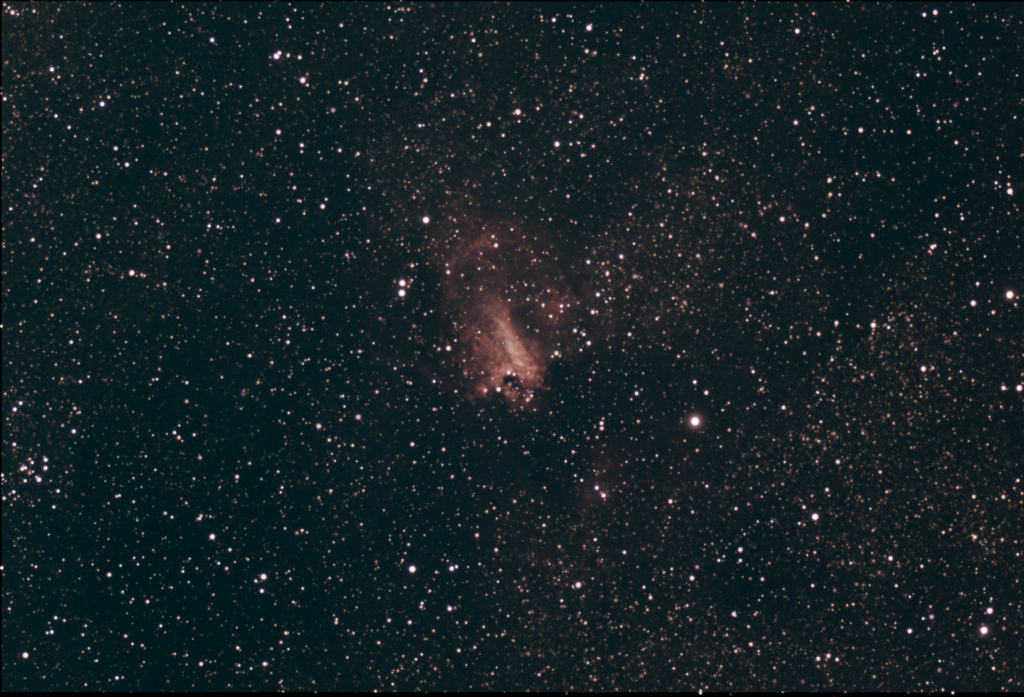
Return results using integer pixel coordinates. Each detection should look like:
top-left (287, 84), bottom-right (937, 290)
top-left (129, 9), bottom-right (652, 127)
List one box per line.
top-left (2, 2), bottom-right (1021, 692)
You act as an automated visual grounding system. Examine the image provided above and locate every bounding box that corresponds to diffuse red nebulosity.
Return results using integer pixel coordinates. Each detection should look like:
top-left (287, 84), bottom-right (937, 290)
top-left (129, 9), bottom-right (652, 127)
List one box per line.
top-left (426, 197), bottom-right (580, 407)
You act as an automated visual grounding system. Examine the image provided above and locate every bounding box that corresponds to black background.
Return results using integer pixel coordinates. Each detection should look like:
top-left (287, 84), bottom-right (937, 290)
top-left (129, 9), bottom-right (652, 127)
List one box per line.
top-left (3, 2), bottom-right (1021, 691)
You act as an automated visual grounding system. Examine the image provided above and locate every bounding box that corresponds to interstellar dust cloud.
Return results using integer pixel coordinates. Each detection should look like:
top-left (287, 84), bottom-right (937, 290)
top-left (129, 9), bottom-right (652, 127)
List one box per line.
top-left (425, 196), bottom-right (581, 408)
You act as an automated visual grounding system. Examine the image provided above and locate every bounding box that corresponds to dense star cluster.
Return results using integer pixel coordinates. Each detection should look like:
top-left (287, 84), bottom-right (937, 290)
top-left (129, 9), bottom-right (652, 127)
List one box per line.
top-left (2, 3), bottom-right (1021, 692)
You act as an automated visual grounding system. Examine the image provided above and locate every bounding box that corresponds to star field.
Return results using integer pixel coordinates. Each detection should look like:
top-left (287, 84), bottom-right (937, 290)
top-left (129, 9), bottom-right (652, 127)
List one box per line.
top-left (2, 3), bottom-right (1021, 692)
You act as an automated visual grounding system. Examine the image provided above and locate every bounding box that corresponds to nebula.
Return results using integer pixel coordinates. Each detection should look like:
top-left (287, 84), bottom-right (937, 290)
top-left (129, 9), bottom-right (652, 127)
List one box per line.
top-left (426, 196), bottom-right (579, 408)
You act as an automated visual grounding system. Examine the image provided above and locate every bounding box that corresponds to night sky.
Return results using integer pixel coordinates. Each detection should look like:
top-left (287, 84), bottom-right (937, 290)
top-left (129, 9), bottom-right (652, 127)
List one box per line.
top-left (2, 2), bottom-right (1021, 692)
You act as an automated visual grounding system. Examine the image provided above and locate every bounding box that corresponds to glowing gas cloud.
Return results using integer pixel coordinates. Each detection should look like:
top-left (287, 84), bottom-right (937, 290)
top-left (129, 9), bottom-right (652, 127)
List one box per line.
top-left (425, 196), bottom-right (580, 408)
